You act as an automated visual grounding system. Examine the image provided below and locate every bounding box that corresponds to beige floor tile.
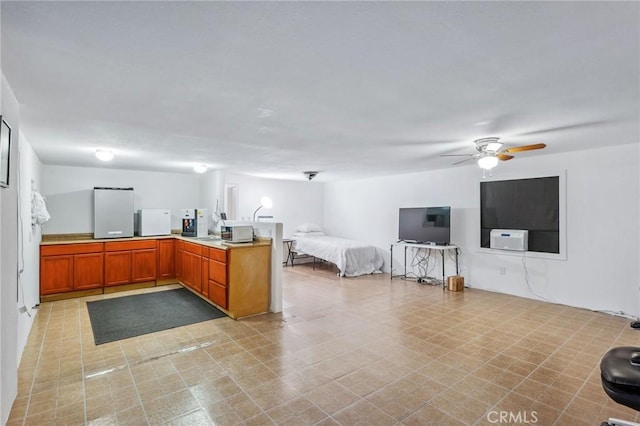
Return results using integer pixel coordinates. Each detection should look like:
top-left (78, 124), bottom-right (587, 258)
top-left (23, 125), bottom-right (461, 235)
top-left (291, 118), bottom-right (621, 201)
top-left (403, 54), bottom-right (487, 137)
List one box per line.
top-left (8, 266), bottom-right (638, 425)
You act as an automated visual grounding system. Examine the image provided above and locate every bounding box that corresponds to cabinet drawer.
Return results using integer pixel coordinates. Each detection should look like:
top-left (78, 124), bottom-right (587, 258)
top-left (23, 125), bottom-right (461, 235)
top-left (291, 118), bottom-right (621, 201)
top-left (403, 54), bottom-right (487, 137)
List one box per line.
top-left (105, 240), bottom-right (156, 251)
top-left (209, 260), bottom-right (227, 286)
top-left (183, 241), bottom-right (207, 256)
top-left (209, 248), bottom-right (227, 263)
top-left (41, 243), bottom-right (103, 256)
top-left (209, 281), bottom-right (227, 309)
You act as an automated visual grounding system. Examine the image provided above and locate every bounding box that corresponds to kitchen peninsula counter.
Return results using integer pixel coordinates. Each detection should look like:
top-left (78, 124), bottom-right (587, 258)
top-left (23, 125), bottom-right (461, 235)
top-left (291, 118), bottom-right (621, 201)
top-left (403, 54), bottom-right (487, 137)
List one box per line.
top-left (39, 234), bottom-right (272, 318)
top-left (41, 233), bottom-right (271, 248)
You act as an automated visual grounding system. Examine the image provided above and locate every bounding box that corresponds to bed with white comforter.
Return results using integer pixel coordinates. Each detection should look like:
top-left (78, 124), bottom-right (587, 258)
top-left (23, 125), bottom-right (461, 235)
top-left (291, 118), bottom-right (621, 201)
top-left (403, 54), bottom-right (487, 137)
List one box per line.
top-left (293, 234), bottom-right (384, 277)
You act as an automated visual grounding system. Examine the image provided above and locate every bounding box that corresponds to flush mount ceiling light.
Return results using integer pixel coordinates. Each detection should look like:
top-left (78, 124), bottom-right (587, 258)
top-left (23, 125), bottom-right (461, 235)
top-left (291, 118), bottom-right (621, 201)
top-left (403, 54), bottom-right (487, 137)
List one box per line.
top-left (193, 164), bottom-right (207, 174)
top-left (95, 149), bottom-right (114, 161)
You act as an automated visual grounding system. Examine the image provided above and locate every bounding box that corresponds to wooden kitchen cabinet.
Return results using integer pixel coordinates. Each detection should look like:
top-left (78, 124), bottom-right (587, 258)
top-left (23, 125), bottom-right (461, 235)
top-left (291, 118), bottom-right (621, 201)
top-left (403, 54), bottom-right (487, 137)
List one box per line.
top-left (203, 244), bottom-right (270, 318)
top-left (132, 249), bottom-right (157, 283)
top-left (73, 252), bottom-right (104, 290)
top-left (39, 237), bottom-right (271, 312)
top-left (40, 243), bottom-right (104, 295)
top-left (104, 240), bottom-right (157, 287)
top-left (104, 251), bottom-right (132, 286)
top-left (40, 255), bottom-right (74, 295)
top-left (182, 250), bottom-right (205, 293)
top-left (179, 241), bottom-right (208, 294)
top-left (208, 281), bottom-right (227, 308)
top-left (207, 248), bottom-right (228, 309)
top-left (157, 239), bottom-right (175, 278)
top-left (175, 241), bottom-right (183, 280)
top-left (201, 256), bottom-right (209, 298)
top-left (225, 245), bottom-right (270, 318)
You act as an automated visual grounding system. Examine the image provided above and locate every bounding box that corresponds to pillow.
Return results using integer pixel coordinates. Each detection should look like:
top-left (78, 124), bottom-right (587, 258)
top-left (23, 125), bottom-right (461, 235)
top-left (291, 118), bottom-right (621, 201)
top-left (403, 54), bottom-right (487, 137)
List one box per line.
top-left (296, 223), bottom-right (323, 233)
top-left (293, 231), bottom-right (324, 237)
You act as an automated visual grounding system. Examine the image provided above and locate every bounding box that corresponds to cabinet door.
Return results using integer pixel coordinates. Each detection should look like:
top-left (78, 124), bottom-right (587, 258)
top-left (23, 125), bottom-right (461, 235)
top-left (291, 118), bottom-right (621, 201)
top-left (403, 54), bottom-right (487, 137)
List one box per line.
top-left (157, 239), bottom-right (175, 278)
top-left (201, 256), bottom-right (209, 297)
top-left (132, 249), bottom-right (157, 283)
top-left (73, 253), bottom-right (104, 290)
top-left (104, 251), bottom-right (132, 286)
top-left (40, 255), bottom-right (74, 295)
top-left (181, 249), bottom-right (193, 289)
top-left (209, 260), bottom-right (227, 286)
top-left (175, 242), bottom-right (183, 280)
top-left (191, 253), bottom-right (202, 293)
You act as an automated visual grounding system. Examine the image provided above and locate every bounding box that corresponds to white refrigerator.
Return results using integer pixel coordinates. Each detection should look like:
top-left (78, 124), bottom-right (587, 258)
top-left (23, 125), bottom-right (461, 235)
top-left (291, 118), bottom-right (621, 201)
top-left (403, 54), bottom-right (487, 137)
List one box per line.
top-left (94, 187), bottom-right (134, 239)
top-left (135, 209), bottom-right (172, 236)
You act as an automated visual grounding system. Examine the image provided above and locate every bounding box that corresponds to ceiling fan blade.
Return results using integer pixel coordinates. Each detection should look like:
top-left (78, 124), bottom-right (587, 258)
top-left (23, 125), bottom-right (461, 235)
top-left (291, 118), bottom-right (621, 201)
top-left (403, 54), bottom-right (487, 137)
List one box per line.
top-left (516, 120), bottom-right (610, 137)
top-left (452, 157), bottom-right (476, 166)
top-left (497, 153), bottom-right (514, 161)
top-left (440, 153), bottom-right (475, 157)
top-left (504, 143), bottom-right (546, 154)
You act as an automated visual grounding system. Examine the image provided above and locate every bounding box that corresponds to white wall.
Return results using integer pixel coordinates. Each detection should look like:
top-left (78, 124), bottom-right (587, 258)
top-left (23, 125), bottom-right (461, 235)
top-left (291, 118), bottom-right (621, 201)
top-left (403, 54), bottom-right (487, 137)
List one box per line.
top-left (198, 169), bottom-right (225, 232)
top-left (324, 143), bottom-right (640, 316)
top-left (16, 133), bottom-right (42, 364)
top-left (41, 165), bottom-right (201, 234)
top-left (225, 172), bottom-right (324, 238)
top-left (0, 73), bottom-right (21, 425)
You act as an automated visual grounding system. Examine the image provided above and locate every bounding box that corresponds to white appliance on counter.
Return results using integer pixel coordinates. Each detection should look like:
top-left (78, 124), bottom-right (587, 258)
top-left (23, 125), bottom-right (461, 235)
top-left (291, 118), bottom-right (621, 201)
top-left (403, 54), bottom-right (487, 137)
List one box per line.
top-left (220, 225), bottom-right (253, 243)
top-left (94, 187), bottom-right (134, 239)
top-left (181, 208), bottom-right (208, 238)
top-left (135, 209), bottom-right (172, 236)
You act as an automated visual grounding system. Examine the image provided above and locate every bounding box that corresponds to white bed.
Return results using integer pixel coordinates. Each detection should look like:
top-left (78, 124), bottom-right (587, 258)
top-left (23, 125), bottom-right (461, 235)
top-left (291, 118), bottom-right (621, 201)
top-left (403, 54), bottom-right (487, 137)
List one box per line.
top-left (292, 234), bottom-right (384, 277)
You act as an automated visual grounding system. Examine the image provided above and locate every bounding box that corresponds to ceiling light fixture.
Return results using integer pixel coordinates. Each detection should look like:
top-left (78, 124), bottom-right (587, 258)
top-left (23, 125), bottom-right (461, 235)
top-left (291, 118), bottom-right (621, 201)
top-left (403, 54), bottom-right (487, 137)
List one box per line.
top-left (193, 164), bottom-right (207, 174)
top-left (485, 141), bottom-right (504, 152)
top-left (95, 149), bottom-right (114, 161)
top-left (477, 154), bottom-right (499, 170)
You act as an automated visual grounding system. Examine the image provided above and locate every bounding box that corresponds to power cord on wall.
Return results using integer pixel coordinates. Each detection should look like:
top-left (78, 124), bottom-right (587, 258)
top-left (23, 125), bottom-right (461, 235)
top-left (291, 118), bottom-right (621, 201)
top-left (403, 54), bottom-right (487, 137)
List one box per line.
top-left (522, 251), bottom-right (548, 302)
top-left (16, 143), bottom-right (32, 317)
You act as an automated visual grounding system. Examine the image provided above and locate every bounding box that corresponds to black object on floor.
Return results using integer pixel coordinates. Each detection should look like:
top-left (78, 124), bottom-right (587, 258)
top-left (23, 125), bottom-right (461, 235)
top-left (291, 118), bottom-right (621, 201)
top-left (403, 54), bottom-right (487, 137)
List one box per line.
top-left (86, 288), bottom-right (227, 345)
top-left (630, 321), bottom-right (640, 329)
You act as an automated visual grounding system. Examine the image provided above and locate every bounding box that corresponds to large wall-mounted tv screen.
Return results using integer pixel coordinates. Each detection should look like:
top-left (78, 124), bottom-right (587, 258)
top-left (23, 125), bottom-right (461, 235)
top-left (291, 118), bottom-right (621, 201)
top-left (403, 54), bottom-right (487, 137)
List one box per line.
top-left (480, 176), bottom-right (559, 253)
top-left (399, 206), bottom-right (451, 245)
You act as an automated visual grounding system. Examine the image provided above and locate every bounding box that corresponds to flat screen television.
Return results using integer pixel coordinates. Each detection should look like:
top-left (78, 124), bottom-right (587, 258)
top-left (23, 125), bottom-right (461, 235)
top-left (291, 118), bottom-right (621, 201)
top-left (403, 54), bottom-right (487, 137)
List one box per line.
top-left (398, 206), bottom-right (451, 244)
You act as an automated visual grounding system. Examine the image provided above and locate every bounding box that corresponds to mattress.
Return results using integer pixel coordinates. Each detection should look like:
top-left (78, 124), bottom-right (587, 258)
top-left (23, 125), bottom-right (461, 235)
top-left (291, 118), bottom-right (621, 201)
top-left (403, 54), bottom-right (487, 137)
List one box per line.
top-left (293, 235), bottom-right (383, 277)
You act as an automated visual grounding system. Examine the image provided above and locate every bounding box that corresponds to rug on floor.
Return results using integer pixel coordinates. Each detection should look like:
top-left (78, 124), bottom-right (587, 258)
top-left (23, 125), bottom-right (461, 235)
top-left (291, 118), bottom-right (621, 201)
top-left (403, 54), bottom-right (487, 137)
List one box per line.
top-left (86, 287), bottom-right (227, 345)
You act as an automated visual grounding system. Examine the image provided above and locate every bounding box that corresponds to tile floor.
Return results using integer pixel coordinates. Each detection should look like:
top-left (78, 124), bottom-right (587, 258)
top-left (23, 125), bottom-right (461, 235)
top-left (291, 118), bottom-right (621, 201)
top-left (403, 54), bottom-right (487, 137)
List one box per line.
top-left (7, 263), bottom-right (640, 425)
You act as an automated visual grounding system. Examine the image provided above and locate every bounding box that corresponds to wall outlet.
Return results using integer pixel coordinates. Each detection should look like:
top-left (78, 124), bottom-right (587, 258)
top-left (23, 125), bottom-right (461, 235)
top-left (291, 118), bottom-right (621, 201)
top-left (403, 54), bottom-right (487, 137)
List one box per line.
top-left (499, 267), bottom-right (506, 275)
top-left (18, 306), bottom-right (27, 314)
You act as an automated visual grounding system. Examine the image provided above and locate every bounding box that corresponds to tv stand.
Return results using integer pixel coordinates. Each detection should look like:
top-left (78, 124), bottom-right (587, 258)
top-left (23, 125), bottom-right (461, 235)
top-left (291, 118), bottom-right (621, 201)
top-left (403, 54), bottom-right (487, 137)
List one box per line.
top-left (390, 242), bottom-right (459, 289)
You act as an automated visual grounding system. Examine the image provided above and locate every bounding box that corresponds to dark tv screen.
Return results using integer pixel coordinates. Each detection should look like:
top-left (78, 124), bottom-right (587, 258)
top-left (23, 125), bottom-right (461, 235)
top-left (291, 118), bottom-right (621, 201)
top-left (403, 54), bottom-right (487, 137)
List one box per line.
top-left (399, 206), bottom-right (451, 244)
top-left (480, 176), bottom-right (559, 253)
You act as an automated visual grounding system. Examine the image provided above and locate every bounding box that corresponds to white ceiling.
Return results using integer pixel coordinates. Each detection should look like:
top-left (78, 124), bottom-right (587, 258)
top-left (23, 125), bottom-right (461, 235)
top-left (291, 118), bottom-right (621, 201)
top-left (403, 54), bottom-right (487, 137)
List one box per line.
top-left (1, 1), bottom-right (638, 181)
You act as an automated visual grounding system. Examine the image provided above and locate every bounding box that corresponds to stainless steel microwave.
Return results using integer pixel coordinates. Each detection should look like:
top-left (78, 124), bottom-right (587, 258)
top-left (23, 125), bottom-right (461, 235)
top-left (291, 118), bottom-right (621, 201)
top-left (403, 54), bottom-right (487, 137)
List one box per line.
top-left (220, 225), bottom-right (253, 243)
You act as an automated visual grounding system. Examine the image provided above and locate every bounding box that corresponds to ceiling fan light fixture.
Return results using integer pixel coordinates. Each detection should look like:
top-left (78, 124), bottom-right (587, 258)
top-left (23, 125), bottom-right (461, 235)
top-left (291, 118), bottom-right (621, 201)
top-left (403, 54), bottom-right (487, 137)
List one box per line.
top-left (478, 155), bottom-right (499, 170)
top-left (486, 141), bottom-right (503, 152)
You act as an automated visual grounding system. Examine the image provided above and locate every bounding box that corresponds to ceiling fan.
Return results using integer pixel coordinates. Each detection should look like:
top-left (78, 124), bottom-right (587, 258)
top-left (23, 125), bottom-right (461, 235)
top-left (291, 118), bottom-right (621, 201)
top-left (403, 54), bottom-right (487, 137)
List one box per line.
top-left (441, 137), bottom-right (546, 171)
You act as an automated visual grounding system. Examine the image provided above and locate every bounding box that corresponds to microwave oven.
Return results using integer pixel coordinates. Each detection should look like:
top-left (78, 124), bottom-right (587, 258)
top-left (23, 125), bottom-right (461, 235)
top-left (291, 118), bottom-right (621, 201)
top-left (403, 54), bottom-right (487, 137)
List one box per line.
top-left (220, 225), bottom-right (253, 243)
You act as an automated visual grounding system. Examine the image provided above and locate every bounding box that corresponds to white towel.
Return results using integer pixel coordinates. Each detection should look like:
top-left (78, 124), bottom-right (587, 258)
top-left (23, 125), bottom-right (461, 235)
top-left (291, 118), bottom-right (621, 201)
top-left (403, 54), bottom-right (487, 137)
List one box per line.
top-left (31, 190), bottom-right (50, 226)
